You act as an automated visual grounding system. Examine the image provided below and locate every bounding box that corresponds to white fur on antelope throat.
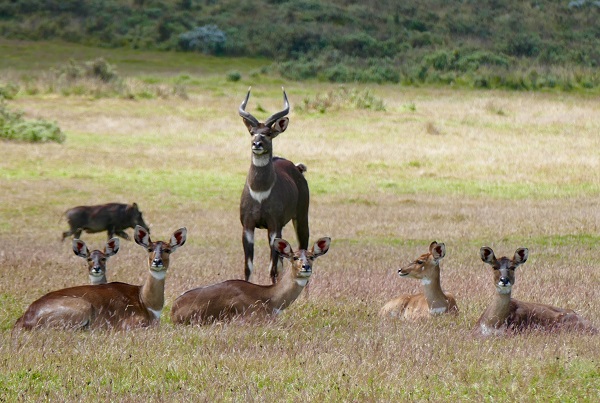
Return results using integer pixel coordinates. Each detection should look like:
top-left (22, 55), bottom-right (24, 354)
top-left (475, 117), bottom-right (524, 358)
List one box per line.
top-left (252, 154), bottom-right (270, 167)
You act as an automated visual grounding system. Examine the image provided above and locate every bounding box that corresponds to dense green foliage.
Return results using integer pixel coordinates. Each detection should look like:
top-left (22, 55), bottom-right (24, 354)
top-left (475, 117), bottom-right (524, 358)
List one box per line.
top-left (0, 100), bottom-right (65, 143)
top-left (1, 0), bottom-right (599, 89)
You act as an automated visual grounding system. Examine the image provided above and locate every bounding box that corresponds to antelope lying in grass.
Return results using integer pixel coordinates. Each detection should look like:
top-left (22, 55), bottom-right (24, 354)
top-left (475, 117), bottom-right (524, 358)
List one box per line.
top-left (473, 246), bottom-right (597, 336)
top-left (380, 241), bottom-right (458, 319)
top-left (238, 88), bottom-right (310, 284)
top-left (72, 238), bottom-right (119, 285)
top-left (13, 226), bottom-right (186, 331)
top-left (170, 237), bottom-right (330, 325)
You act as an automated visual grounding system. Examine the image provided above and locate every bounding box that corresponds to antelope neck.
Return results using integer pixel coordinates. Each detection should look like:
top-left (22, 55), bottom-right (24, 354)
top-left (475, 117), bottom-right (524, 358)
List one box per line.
top-left (481, 292), bottom-right (512, 327)
top-left (89, 275), bottom-right (107, 285)
top-left (247, 160), bottom-right (277, 204)
top-left (266, 270), bottom-right (307, 311)
top-left (140, 269), bottom-right (166, 316)
top-left (248, 158), bottom-right (276, 189)
top-left (421, 268), bottom-right (448, 309)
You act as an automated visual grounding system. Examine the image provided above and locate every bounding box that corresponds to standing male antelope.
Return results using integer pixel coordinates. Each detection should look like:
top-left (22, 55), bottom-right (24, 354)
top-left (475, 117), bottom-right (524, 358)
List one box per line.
top-left (380, 241), bottom-right (458, 319)
top-left (170, 237), bottom-right (330, 325)
top-left (473, 246), bottom-right (596, 336)
top-left (72, 237), bottom-right (120, 285)
top-left (239, 87), bottom-right (310, 284)
top-left (13, 226), bottom-right (186, 331)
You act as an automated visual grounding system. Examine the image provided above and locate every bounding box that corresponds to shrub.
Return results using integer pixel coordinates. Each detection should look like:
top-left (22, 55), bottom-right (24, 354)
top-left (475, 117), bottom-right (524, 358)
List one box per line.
top-left (226, 71), bottom-right (242, 82)
top-left (178, 25), bottom-right (226, 55)
top-left (85, 58), bottom-right (118, 82)
top-left (56, 58), bottom-right (119, 83)
top-left (0, 83), bottom-right (19, 100)
top-left (0, 101), bottom-right (65, 143)
top-left (298, 87), bottom-right (385, 113)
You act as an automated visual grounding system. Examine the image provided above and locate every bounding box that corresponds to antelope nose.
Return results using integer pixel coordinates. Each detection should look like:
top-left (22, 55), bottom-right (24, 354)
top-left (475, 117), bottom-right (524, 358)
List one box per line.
top-left (153, 258), bottom-right (162, 266)
top-left (499, 277), bottom-right (510, 286)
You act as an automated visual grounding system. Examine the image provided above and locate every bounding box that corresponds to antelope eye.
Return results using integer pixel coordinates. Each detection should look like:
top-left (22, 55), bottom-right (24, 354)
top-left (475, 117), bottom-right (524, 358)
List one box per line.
top-left (416, 260), bottom-right (424, 265)
top-left (164, 250), bottom-right (171, 254)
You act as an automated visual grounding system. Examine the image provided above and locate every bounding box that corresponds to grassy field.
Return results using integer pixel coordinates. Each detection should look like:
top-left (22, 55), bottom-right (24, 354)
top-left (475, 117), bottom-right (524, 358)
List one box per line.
top-left (1, 40), bottom-right (600, 401)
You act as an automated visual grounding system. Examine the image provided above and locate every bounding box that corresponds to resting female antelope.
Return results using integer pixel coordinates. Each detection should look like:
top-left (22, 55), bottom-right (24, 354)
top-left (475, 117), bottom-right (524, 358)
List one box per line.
top-left (380, 241), bottom-right (458, 319)
top-left (170, 237), bottom-right (330, 325)
top-left (13, 226), bottom-right (186, 331)
top-left (72, 237), bottom-right (119, 285)
top-left (473, 246), bottom-right (597, 336)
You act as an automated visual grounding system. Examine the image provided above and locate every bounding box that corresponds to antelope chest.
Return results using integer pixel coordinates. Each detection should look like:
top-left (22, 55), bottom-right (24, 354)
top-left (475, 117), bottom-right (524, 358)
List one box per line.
top-left (248, 184), bottom-right (274, 204)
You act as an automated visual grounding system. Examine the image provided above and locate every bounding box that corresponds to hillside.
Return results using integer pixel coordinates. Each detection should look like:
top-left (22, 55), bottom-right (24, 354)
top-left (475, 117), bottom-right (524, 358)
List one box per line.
top-left (1, 0), bottom-right (599, 89)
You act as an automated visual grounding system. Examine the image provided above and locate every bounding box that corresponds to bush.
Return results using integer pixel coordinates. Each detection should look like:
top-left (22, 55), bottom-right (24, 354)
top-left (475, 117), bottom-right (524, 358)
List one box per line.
top-left (56, 58), bottom-right (119, 83)
top-left (178, 25), bottom-right (226, 55)
top-left (0, 83), bottom-right (20, 100)
top-left (298, 87), bottom-right (386, 113)
top-left (0, 101), bottom-right (65, 143)
top-left (226, 71), bottom-right (241, 82)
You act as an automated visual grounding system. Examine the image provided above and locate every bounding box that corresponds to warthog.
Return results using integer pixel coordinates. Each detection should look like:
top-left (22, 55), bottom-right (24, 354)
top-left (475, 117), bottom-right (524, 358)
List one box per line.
top-left (61, 202), bottom-right (149, 241)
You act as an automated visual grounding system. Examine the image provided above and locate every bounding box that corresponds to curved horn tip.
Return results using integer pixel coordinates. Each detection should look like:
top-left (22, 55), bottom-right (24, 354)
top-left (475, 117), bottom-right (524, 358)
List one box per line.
top-left (282, 88), bottom-right (289, 105)
top-left (240, 88), bottom-right (252, 110)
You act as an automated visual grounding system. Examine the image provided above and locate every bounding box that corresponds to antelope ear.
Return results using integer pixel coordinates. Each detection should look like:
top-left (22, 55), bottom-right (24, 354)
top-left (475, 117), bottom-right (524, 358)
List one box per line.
top-left (513, 248), bottom-right (529, 265)
top-left (271, 117), bottom-right (289, 135)
top-left (273, 238), bottom-right (293, 259)
top-left (170, 227), bottom-right (187, 251)
top-left (242, 118), bottom-right (256, 133)
top-left (312, 237), bottom-right (331, 258)
top-left (431, 242), bottom-right (446, 260)
top-left (134, 225), bottom-right (151, 248)
top-left (72, 239), bottom-right (89, 258)
top-left (480, 247), bottom-right (496, 265)
top-left (105, 237), bottom-right (120, 257)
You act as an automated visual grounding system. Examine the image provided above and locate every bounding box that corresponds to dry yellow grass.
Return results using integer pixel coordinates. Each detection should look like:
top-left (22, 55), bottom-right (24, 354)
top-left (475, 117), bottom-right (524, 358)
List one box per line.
top-left (1, 84), bottom-right (600, 400)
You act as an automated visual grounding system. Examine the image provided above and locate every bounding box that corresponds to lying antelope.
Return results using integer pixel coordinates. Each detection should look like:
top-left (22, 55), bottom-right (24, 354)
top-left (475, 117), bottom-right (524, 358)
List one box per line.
top-left (171, 237), bottom-right (330, 325)
top-left (239, 87), bottom-right (310, 283)
top-left (13, 226), bottom-right (186, 331)
top-left (380, 241), bottom-right (458, 319)
top-left (72, 238), bottom-right (119, 285)
top-left (473, 246), bottom-right (597, 336)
